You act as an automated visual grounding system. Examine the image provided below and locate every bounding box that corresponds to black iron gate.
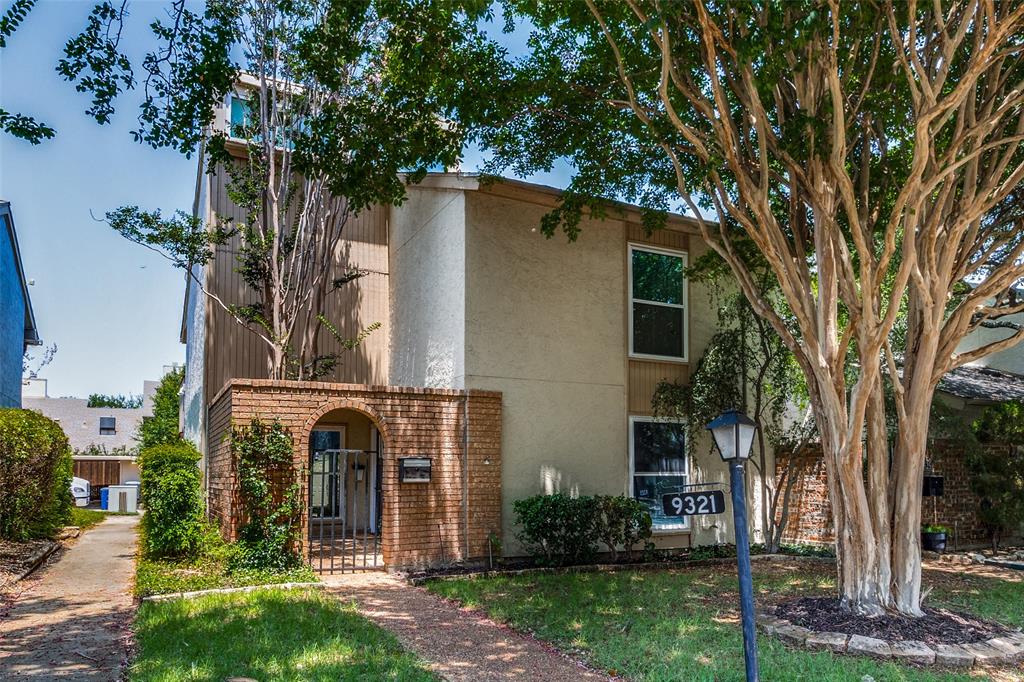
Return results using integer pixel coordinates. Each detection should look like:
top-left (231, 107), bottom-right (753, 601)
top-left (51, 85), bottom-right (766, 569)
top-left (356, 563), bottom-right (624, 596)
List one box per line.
top-left (308, 446), bottom-right (383, 573)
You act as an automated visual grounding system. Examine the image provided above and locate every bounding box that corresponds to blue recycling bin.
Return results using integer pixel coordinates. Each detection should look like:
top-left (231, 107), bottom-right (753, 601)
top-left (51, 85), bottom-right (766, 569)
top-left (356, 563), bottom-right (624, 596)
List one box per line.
top-left (100, 487), bottom-right (109, 511)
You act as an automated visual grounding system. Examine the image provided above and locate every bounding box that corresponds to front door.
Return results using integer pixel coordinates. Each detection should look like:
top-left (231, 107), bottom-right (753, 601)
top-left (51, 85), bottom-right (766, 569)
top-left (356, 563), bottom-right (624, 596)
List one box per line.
top-left (310, 429), bottom-right (344, 519)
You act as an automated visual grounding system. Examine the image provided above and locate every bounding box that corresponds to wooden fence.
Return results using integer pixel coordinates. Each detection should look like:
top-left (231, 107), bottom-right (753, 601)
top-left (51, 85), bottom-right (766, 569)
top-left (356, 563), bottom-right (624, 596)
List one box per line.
top-left (72, 459), bottom-right (122, 498)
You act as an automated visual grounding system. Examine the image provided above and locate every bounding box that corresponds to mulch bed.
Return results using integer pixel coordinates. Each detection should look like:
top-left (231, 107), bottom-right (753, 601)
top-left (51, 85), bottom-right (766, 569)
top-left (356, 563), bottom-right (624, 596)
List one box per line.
top-left (775, 596), bottom-right (1015, 646)
top-left (0, 539), bottom-right (55, 589)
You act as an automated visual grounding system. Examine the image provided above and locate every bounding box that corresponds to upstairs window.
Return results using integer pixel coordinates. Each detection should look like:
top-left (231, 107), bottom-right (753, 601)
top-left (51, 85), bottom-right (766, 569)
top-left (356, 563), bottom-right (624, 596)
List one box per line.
top-left (229, 94), bottom-right (250, 138)
top-left (99, 416), bottom-right (116, 435)
top-left (630, 416), bottom-right (688, 530)
top-left (629, 245), bottom-right (687, 361)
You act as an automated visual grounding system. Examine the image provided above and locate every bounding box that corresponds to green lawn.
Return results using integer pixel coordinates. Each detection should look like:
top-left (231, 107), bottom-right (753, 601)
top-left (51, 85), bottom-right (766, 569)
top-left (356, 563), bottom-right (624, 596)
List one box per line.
top-left (68, 507), bottom-right (107, 531)
top-left (130, 588), bottom-right (438, 681)
top-left (426, 562), bottom-right (1024, 682)
top-left (135, 553), bottom-right (317, 597)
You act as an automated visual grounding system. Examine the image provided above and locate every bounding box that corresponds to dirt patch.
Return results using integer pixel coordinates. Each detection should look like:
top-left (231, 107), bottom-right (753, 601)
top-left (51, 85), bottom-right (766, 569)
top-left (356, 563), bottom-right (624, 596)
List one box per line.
top-left (775, 596), bottom-right (1015, 645)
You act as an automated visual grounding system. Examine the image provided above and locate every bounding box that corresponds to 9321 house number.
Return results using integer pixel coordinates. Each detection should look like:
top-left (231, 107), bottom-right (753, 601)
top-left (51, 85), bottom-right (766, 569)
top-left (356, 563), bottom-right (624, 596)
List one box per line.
top-left (662, 490), bottom-right (726, 516)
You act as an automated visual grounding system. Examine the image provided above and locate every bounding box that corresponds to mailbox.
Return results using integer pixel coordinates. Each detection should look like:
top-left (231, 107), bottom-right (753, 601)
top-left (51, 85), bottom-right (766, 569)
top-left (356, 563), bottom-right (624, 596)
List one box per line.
top-left (923, 475), bottom-right (944, 497)
top-left (399, 457), bottom-right (431, 483)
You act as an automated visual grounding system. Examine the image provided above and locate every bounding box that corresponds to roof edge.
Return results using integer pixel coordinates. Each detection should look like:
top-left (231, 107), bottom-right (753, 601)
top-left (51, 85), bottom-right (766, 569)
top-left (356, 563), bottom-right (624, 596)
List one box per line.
top-left (0, 202), bottom-right (40, 347)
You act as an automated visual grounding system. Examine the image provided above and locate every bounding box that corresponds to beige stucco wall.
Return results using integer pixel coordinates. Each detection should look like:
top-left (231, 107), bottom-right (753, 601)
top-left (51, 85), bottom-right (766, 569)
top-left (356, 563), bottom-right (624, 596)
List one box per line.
top-left (463, 192), bottom-right (629, 552)
top-left (387, 179), bottom-right (775, 554)
top-left (955, 309), bottom-right (1024, 374)
top-left (389, 187), bottom-right (467, 388)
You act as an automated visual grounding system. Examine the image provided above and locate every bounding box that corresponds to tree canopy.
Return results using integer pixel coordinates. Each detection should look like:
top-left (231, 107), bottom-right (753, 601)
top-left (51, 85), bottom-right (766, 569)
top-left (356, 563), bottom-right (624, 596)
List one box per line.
top-left (484, 0), bottom-right (1024, 616)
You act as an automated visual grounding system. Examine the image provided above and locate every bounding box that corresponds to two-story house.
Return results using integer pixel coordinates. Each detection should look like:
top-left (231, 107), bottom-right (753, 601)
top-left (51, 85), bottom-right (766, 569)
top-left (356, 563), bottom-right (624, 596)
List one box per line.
top-left (182, 91), bottom-right (763, 572)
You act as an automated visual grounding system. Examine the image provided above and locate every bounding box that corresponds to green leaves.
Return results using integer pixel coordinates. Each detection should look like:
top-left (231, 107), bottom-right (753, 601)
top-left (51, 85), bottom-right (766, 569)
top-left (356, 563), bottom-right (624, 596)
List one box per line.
top-left (0, 0), bottom-right (55, 144)
top-left (139, 367), bottom-right (184, 450)
top-left (139, 442), bottom-right (205, 558)
top-left (57, 1), bottom-right (135, 125)
top-left (135, 0), bottom-right (240, 154)
top-left (105, 205), bottom-right (233, 269)
top-left (0, 408), bottom-right (72, 540)
top-left (230, 418), bottom-right (303, 571)
top-left (0, 108), bottom-right (54, 144)
top-left (0, 0), bottom-right (34, 48)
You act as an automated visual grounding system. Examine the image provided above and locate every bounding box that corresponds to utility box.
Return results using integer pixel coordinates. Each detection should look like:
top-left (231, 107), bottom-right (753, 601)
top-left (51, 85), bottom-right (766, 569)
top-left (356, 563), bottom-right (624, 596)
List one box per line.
top-left (106, 484), bottom-right (138, 513)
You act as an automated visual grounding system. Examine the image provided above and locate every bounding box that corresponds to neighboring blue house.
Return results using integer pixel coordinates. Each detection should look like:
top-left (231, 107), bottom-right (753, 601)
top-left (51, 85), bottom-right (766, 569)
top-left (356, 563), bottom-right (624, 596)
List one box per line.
top-left (0, 201), bottom-right (40, 408)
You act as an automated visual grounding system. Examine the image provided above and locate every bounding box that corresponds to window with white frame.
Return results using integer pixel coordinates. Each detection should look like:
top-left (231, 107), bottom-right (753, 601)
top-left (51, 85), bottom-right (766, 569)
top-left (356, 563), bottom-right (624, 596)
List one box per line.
top-left (629, 244), bottom-right (687, 361)
top-left (630, 416), bottom-right (688, 530)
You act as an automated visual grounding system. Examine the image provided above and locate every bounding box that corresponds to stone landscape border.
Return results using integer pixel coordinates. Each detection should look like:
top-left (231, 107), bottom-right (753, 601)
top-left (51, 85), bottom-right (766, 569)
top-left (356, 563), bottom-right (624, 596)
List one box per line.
top-left (139, 582), bottom-right (325, 602)
top-left (756, 606), bottom-right (1024, 668)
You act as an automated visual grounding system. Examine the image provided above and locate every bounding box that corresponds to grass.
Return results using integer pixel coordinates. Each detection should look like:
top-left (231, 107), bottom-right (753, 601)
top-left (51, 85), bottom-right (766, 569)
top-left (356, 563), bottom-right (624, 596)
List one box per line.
top-left (134, 526), bottom-right (318, 597)
top-left (130, 588), bottom-right (438, 681)
top-left (68, 507), bottom-right (107, 531)
top-left (426, 562), bottom-right (1024, 682)
top-left (135, 555), bottom-right (317, 597)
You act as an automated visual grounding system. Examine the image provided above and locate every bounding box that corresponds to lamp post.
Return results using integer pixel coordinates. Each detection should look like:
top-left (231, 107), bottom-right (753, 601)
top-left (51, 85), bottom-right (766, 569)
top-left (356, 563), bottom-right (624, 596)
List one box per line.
top-left (707, 409), bottom-right (759, 682)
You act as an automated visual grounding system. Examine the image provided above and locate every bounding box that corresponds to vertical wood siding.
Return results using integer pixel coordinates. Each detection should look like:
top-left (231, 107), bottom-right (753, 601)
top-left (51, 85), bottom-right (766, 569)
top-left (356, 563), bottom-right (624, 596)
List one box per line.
top-left (203, 166), bottom-right (390, 408)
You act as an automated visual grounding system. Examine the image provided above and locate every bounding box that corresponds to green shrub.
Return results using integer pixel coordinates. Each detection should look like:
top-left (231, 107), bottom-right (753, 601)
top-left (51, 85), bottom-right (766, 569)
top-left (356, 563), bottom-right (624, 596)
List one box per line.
top-left (229, 418), bottom-right (303, 571)
top-left (138, 442), bottom-right (205, 558)
top-left (138, 367), bottom-right (184, 449)
top-left (970, 401), bottom-right (1024, 551)
top-left (0, 409), bottom-right (73, 540)
top-left (513, 493), bottom-right (600, 566)
top-left (594, 495), bottom-right (653, 562)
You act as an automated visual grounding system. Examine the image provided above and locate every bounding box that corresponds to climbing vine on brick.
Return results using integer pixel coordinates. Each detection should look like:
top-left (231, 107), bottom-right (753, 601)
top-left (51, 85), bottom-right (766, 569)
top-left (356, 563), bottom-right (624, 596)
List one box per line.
top-left (230, 417), bottom-right (303, 570)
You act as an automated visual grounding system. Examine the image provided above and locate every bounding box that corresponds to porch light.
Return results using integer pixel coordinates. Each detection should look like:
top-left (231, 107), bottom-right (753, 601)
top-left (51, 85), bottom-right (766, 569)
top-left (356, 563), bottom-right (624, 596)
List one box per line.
top-left (706, 409), bottom-right (756, 462)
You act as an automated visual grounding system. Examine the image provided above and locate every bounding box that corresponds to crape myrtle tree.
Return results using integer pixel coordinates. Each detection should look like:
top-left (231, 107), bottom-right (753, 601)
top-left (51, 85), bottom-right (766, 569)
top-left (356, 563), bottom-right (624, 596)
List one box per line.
top-left (485, 1), bottom-right (1024, 616)
top-left (12, 0), bottom-right (502, 380)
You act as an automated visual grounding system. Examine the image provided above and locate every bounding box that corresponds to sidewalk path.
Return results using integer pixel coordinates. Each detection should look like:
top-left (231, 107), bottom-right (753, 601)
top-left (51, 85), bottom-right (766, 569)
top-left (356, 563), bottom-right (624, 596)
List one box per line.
top-left (324, 572), bottom-right (607, 681)
top-left (0, 515), bottom-right (138, 680)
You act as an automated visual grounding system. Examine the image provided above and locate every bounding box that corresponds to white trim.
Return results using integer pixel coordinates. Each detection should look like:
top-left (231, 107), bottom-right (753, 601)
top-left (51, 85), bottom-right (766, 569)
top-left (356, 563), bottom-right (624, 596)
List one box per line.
top-left (627, 243), bottom-right (689, 363)
top-left (628, 415), bottom-right (689, 531)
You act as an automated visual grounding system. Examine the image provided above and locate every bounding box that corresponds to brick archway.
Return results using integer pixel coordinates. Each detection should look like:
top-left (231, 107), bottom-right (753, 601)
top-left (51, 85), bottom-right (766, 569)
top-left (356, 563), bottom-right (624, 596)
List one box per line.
top-left (205, 379), bottom-right (502, 570)
top-left (298, 398), bottom-right (394, 455)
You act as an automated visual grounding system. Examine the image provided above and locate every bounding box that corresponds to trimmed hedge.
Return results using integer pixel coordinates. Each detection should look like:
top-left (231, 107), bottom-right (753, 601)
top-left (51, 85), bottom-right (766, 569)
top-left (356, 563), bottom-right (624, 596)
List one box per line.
top-left (513, 493), bottom-right (653, 566)
top-left (138, 442), bottom-right (205, 558)
top-left (0, 408), bottom-right (73, 540)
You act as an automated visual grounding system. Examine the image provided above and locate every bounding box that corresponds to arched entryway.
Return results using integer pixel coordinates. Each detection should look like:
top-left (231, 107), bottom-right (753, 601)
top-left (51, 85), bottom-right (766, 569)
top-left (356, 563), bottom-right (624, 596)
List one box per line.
top-left (304, 406), bottom-right (385, 573)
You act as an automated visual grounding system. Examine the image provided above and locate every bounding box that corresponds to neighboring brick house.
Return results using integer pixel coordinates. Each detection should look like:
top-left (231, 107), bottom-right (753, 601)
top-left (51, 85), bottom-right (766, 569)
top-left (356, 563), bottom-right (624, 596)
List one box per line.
top-left (0, 201), bottom-right (40, 408)
top-left (180, 88), bottom-right (760, 572)
top-left (777, 365), bottom-right (1024, 548)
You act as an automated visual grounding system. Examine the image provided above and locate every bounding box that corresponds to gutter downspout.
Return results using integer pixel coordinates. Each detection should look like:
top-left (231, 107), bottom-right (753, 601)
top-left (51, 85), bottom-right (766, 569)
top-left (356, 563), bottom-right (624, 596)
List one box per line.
top-left (462, 391), bottom-right (470, 561)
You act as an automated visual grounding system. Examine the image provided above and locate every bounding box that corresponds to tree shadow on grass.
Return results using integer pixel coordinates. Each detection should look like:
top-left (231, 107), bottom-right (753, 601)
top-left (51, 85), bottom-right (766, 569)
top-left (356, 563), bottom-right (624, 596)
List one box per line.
top-left (130, 588), bottom-right (437, 682)
top-left (427, 565), bottom-right (991, 682)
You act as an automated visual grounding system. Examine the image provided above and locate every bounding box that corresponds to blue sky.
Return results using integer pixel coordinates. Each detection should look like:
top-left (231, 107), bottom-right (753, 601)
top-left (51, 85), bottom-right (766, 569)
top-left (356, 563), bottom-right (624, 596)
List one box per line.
top-left (1, 1), bottom-right (566, 398)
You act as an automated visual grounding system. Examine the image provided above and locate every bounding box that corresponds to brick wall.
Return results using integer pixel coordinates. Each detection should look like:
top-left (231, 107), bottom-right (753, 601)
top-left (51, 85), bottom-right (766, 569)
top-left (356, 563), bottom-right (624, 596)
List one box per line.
top-left (775, 441), bottom-right (1006, 547)
top-left (206, 379), bottom-right (502, 569)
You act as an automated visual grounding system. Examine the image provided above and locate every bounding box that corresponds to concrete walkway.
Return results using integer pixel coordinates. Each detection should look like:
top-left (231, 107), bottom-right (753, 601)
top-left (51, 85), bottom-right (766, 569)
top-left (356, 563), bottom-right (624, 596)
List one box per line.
top-left (0, 515), bottom-right (138, 680)
top-left (324, 572), bottom-right (607, 681)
